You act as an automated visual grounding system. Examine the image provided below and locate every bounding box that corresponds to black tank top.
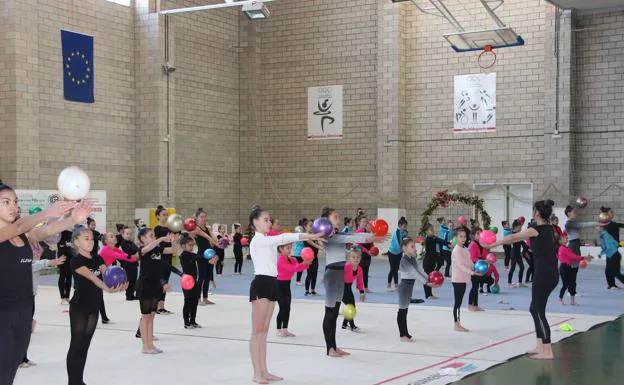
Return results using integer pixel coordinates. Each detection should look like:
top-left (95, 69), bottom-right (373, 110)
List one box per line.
top-left (530, 225), bottom-right (558, 278)
top-left (0, 234), bottom-right (34, 310)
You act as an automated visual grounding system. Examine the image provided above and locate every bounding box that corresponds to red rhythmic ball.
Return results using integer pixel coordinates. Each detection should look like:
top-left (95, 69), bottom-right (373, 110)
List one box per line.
top-left (241, 237), bottom-right (249, 246)
top-left (518, 216), bottom-right (526, 225)
top-left (371, 219), bottom-right (389, 236)
top-left (580, 260), bottom-right (588, 269)
top-left (183, 218), bottom-right (197, 232)
top-left (457, 216), bottom-right (466, 226)
top-left (369, 246), bottom-right (379, 256)
top-left (181, 274), bottom-right (195, 290)
top-left (301, 247), bottom-right (315, 261)
top-left (486, 253), bottom-right (497, 264)
top-left (428, 271), bottom-right (444, 286)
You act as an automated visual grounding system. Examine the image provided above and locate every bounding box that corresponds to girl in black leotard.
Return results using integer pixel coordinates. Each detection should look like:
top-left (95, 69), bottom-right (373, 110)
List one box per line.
top-left (487, 199), bottom-right (559, 360)
top-left (0, 182), bottom-right (91, 385)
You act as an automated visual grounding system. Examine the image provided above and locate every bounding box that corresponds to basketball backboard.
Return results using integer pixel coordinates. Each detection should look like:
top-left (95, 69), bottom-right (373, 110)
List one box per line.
top-left (444, 27), bottom-right (525, 52)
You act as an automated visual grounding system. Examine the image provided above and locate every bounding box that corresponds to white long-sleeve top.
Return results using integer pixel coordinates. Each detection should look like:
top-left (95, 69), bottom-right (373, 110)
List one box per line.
top-left (250, 232), bottom-right (302, 277)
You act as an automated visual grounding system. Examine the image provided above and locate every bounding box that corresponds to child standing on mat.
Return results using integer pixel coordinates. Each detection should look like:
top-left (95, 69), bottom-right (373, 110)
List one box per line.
top-left (397, 237), bottom-right (435, 341)
top-left (66, 225), bottom-right (127, 385)
top-left (303, 219), bottom-right (323, 296)
top-left (451, 227), bottom-right (480, 332)
top-left (557, 232), bottom-right (592, 305)
top-left (247, 206), bottom-right (324, 383)
top-left (232, 223), bottom-right (244, 275)
top-left (468, 227), bottom-right (488, 311)
top-left (342, 247), bottom-right (365, 331)
top-left (387, 217), bottom-right (408, 291)
top-left (179, 234), bottom-right (203, 329)
top-left (423, 224), bottom-right (450, 300)
top-left (509, 220), bottom-right (528, 288)
top-left (502, 221), bottom-right (512, 269)
top-left (276, 242), bottom-right (311, 337)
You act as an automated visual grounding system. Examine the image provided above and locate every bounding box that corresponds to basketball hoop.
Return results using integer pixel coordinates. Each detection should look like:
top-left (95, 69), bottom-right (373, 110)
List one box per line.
top-left (478, 45), bottom-right (497, 69)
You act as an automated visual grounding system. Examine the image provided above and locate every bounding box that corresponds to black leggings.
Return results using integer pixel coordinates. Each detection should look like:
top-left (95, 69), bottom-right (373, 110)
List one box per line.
top-left (453, 282), bottom-right (466, 322)
top-left (295, 257), bottom-right (304, 282)
top-left (305, 258), bottom-right (319, 292)
top-left (361, 254), bottom-right (371, 289)
top-left (503, 245), bottom-right (512, 268)
top-left (524, 252), bottom-right (534, 283)
top-left (387, 252), bottom-right (401, 285)
top-left (529, 274), bottom-right (559, 344)
top-left (216, 252), bottom-right (225, 275)
top-left (606, 252), bottom-right (624, 287)
top-left (559, 264), bottom-right (578, 298)
top-left (234, 249), bottom-right (243, 273)
top-left (322, 302), bottom-right (340, 352)
top-left (276, 280), bottom-right (292, 329)
top-left (468, 275), bottom-right (481, 306)
top-left (198, 259), bottom-right (210, 299)
top-left (99, 295), bottom-right (108, 322)
top-left (508, 253), bottom-right (524, 284)
top-left (67, 308), bottom-right (98, 385)
top-left (397, 308), bottom-right (410, 337)
top-left (58, 264), bottom-right (72, 299)
top-left (0, 304), bottom-right (33, 385)
top-left (183, 289), bottom-right (199, 325)
top-left (441, 250), bottom-right (452, 277)
top-left (122, 262), bottom-right (138, 300)
top-left (423, 257), bottom-right (436, 298)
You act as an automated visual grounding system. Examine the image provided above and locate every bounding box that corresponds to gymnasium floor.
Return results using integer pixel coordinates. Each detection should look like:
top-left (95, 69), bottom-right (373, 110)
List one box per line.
top-left (27, 260), bottom-right (623, 385)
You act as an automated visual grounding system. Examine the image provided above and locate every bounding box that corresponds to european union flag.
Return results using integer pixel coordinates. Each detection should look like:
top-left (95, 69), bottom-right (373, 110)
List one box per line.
top-left (61, 30), bottom-right (94, 103)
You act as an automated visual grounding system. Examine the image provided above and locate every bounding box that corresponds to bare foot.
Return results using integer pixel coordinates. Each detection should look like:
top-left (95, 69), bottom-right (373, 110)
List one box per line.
top-left (263, 373), bottom-right (283, 382)
top-left (252, 376), bottom-right (270, 384)
top-left (336, 348), bottom-right (351, 356)
top-left (400, 336), bottom-right (413, 342)
top-left (559, 299), bottom-right (566, 306)
top-left (141, 348), bottom-right (160, 354)
top-left (468, 305), bottom-right (479, 312)
top-left (527, 348), bottom-right (542, 355)
top-left (285, 330), bottom-right (296, 337)
top-left (327, 348), bottom-right (342, 358)
top-left (518, 283), bottom-right (529, 288)
top-left (276, 330), bottom-right (287, 337)
top-left (529, 352), bottom-right (554, 360)
top-left (454, 325), bottom-right (469, 332)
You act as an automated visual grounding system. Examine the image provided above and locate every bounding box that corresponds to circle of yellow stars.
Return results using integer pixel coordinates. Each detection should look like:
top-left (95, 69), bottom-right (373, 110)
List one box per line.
top-left (65, 50), bottom-right (91, 85)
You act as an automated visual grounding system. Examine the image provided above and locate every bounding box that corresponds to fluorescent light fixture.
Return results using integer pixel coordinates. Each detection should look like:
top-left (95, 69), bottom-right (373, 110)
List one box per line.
top-left (243, 2), bottom-right (270, 19)
top-left (161, 0), bottom-right (274, 16)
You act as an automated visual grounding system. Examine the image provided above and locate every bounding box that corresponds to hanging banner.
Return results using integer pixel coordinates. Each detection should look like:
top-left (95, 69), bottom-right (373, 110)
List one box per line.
top-left (307, 85), bottom-right (343, 140)
top-left (16, 190), bottom-right (107, 232)
top-left (454, 73), bottom-right (496, 133)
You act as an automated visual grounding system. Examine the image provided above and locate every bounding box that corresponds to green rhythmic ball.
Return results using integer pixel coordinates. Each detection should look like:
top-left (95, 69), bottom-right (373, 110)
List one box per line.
top-left (451, 238), bottom-right (457, 247)
top-left (28, 206), bottom-right (43, 215)
top-left (489, 226), bottom-right (498, 235)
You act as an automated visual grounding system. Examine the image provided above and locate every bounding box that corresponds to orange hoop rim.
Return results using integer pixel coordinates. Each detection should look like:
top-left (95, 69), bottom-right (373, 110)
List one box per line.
top-left (478, 46), bottom-right (497, 69)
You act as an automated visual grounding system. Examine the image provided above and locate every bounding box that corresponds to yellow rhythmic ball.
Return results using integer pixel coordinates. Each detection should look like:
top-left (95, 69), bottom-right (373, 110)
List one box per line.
top-left (343, 304), bottom-right (356, 321)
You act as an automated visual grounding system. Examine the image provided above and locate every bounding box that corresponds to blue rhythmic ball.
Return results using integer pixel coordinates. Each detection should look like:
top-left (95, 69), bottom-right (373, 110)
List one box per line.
top-left (203, 249), bottom-right (216, 260)
top-left (474, 260), bottom-right (489, 275)
top-left (103, 266), bottom-right (127, 288)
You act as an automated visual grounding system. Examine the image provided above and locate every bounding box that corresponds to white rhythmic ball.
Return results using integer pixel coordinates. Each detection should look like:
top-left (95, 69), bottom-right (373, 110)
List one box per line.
top-left (57, 166), bottom-right (91, 200)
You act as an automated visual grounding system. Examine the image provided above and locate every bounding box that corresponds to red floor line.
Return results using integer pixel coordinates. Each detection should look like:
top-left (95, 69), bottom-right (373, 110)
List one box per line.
top-left (372, 317), bottom-right (576, 385)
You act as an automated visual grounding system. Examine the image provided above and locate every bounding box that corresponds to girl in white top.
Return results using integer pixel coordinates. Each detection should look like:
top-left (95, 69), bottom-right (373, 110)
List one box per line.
top-left (248, 206), bottom-right (324, 385)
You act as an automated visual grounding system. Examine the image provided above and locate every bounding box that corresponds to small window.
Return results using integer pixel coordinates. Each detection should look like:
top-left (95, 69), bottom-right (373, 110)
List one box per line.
top-left (106, 0), bottom-right (131, 6)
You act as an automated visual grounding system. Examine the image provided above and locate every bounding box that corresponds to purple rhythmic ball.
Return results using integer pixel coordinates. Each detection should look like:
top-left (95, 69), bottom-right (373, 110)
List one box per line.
top-left (103, 266), bottom-right (127, 288)
top-left (218, 238), bottom-right (230, 247)
top-left (311, 217), bottom-right (333, 238)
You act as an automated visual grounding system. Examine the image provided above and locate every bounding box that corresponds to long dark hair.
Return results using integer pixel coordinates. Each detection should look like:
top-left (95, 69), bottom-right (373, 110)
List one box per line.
top-left (321, 206), bottom-right (335, 218)
top-left (0, 180), bottom-right (13, 193)
top-left (249, 205), bottom-right (266, 229)
top-left (534, 200), bottom-right (555, 221)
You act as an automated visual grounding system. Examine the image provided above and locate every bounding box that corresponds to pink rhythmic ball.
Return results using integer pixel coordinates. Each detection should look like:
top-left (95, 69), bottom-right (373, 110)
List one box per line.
top-left (479, 230), bottom-right (497, 245)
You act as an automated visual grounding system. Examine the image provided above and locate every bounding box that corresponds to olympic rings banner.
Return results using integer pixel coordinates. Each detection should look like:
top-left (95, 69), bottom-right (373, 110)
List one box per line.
top-left (454, 73), bottom-right (496, 133)
top-left (307, 85), bottom-right (343, 140)
top-left (16, 190), bottom-right (107, 233)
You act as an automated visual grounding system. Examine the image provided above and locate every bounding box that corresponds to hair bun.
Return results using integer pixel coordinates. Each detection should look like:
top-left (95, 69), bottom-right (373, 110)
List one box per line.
top-left (198, 207), bottom-right (203, 211)
top-left (251, 204), bottom-right (262, 211)
top-left (545, 199), bottom-right (555, 207)
top-left (157, 205), bottom-right (164, 209)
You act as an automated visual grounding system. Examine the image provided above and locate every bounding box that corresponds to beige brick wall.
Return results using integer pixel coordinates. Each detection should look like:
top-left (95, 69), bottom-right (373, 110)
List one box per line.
top-left (1, 0), bottom-right (623, 232)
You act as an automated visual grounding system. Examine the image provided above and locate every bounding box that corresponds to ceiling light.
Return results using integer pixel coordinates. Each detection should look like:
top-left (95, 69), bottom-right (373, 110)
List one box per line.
top-left (243, 2), bottom-right (270, 20)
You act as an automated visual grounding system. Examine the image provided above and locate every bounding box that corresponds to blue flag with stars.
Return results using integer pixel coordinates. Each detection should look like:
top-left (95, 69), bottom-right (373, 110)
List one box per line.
top-left (61, 30), bottom-right (94, 103)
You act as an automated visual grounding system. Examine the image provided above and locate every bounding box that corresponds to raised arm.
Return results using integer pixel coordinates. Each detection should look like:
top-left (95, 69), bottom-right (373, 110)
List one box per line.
top-left (331, 233), bottom-right (374, 245)
top-left (488, 228), bottom-right (538, 248)
top-left (27, 201), bottom-right (93, 243)
top-left (0, 201), bottom-right (75, 243)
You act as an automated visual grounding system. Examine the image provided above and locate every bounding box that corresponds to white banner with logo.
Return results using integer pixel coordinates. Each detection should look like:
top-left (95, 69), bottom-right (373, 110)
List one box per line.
top-left (16, 190), bottom-right (107, 232)
top-left (454, 73), bottom-right (496, 133)
top-left (307, 85), bottom-right (343, 140)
